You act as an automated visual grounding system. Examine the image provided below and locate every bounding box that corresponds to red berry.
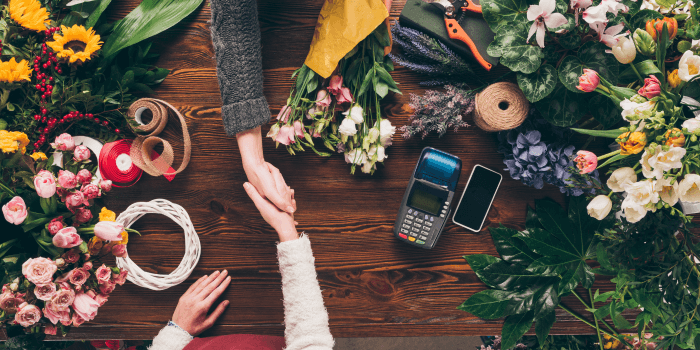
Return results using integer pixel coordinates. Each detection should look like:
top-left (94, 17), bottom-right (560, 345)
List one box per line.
top-left (48, 77), bottom-right (53, 82)
top-left (94, 118), bottom-right (99, 123)
top-left (34, 115), bottom-right (40, 120)
top-left (41, 108), bottom-right (47, 114)
top-left (101, 121), bottom-right (108, 126)
top-left (114, 128), bottom-right (120, 133)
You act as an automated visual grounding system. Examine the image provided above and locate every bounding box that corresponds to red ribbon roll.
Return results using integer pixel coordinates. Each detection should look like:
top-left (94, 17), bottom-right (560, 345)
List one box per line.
top-left (99, 140), bottom-right (143, 188)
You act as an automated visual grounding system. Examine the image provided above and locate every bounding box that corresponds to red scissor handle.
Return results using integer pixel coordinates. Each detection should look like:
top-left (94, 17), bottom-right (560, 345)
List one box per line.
top-left (462, 0), bottom-right (482, 13)
top-left (444, 18), bottom-right (492, 71)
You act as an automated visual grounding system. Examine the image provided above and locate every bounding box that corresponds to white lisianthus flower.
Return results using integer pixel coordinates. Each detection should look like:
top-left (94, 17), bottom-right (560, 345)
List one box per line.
top-left (368, 145), bottom-right (387, 162)
top-left (607, 167), bottom-right (636, 192)
top-left (682, 118), bottom-right (700, 133)
top-left (338, 118), bottom-right (357, 141)
top-left (361, 161), bottom-right (375, 174)
top-left (367, 127), bottom-right (380, 144)
top-left (678, 174), bottom-right (700, 202)
top-left (343, 104), bottom-right (364, 124)
top-left (656, 177), bottom-right (680, 206)
top-left (587, 195), bottom-right (612, 220)
top-left (379, 119), bottom-right (396, 146)
top-left (344, 148), bottom-right (367, 165)
top-left (678, 50), bottom-right (700, 82)
top-left (622, 197), bottom-right (648, 223)
top-left (266, 124), bottom-right (280, 139)
top-left (625, 179), bottom-right (659, 207)
top-left (620, 99), bottom-right (655, 124)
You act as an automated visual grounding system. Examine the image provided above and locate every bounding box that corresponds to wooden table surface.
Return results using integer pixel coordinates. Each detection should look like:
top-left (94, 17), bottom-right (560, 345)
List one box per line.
top-left (43, 0), bottom-right (625, 340)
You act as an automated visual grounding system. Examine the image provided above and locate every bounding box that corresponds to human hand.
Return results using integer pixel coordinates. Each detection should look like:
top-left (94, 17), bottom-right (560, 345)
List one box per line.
top-left (244, 180), bottom-right (299, 242)
top-left (171, 270), bottom-right (231, 336)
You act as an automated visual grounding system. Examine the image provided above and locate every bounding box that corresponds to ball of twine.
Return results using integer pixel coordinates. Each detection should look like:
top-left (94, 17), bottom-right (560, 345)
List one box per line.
top-left (473, 82), bottom-right (529, 132)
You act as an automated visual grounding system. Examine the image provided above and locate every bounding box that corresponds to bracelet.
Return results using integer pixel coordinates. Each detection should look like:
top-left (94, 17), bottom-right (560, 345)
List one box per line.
top-left (167, 320), bottom-right (193, 339)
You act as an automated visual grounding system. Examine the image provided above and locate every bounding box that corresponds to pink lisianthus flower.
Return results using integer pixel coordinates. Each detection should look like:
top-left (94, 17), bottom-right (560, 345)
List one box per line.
top-left (94, 221), bottom-right (124, 241)
top-left (293, 120), bottom-right (305, 138)
top-left (577, 69), bottom-right (600, 92)
top-left (34, 283), bottom-right (57, 301)
top-left (71, 313), bottom-right (86, 327)
top-left (276, 105), bottom-right (291, 123)
top-left (638, 75), bottom-right (661, 99)
top-left (2, 196), bottom-right (27, 225)
top-left (526, 0), bottom-right (568, 48)
top-left (22, 257), bottom-right (57, 285)
top-left (51, 133), bottom-right (75, 151)
top-left (328, 75), bottom-right (343, 95)
top-left (53, 227), bottom-right (84, 248)
top-left (73, 145), bottom-right (91, 162)
top-left (14, 302), bottom-right (42, 327)
top-left (82, 261), bottom-right (93, 271)
top-left (34, 170), bottom-right (57, 198)
top-left (275, 125), bottom-right (296, 146)
top-left (316, 89), bottom-right (332, 107)
top-left (574, 150), bottom-right (598, 174)
top-left (336, 87), bottom-right (353, 104)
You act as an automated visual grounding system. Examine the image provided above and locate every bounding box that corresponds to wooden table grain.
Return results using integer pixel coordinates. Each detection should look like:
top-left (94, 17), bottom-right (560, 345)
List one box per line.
top-left (38, 0), bottom-right (628, 340)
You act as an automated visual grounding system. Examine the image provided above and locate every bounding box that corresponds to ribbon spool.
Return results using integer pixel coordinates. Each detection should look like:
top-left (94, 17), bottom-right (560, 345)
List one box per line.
top-left (99, 140), bottom-right (143, 188)
top-left (127, 98), bottom-right (191, 177)
top-left (473, 82), bottom-right (529, 132)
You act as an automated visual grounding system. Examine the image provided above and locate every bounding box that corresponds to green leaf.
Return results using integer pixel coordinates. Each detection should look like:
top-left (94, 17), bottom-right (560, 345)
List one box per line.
top-left (481, 0), bottom-right (528, 31)
top-left (517, 64), bottom-right (557, 103)
top-left (487, 22), bottom-right (543, 74)
top-left (489, 225), bottom-right (541, 266)
top-left (536, 198), bottom-right (582, 254)
top-left (619, 60), bottom-right (663, 83)
top-left (0, 119), bottom-right (6, 130)
top-left (536, 311), bottom-right (556, 345)
top-left (594, 303), bottom-right (611, 319)
top-left (610, 300), bottom-right (634, 329)
top-left (101, 0), bottom-right (205, 59)
top-left (375, 82), bottom-right (389, 98)
top-left (39, 198), bottom-right (51, 215)
top-left (501, 311), bottom-right (536, 350)
top-left (465, 254), bottom-right (502, 288)
top-left (121, 70), bottom-right (135, 87)
top-left (559, 32), bottom-right (582, 50)
top-left (630, 10), bottom-right (663, 30)
top-left (558, 263), bottom-right (582, 295)
top-left (0, 239), bottom-right (18, 259)
top-left (86, 0), bottom-right (112, 28)
top-left (589, 94), bottom-right (622, 128)
top-left (570, 127), bottom-right (624, 138)
top-left (596, 243), bottom-right (614, 271)
top-left (358, 68), bottom-right (375, 97)
top-left (598, 154), bottom-right (627, 168)
top-left (22, 217), bottom-right (51, 233)
top-left (535, 83), bottom-right (585, 127)
top-left (558, 41), bottom-right (619, 93)
top-left (595, 291), bottom-right (616, 303)
top-left (630, 288), bottom-right (661, 315)
top-left (457, 290), bottom-right (515, 319)
top-left (525, 205), bottom-right (543, 230)
top-left (480, 260), bottom-right (558, 291)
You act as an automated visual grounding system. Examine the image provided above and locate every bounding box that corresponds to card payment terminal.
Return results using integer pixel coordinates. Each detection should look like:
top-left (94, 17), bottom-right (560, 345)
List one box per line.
top-left (393, 147), bottom-right (462, 249)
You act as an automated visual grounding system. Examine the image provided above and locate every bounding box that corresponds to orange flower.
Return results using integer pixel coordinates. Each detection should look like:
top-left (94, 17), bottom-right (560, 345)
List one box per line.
top-left (646, 17), bottom-right (678, 41)
top-left (664, 128), bottom-right (685, 147)
top-left (619, 132), bottom-right (647, 155)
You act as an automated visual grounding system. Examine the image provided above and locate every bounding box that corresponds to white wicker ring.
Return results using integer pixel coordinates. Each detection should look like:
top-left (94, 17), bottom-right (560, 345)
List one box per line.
top-left (115, 199), bottom-right (201, 291)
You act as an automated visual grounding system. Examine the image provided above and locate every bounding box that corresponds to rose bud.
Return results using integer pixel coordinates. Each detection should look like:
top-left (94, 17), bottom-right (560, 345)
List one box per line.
top-left (99, 180), bottom-right (112, 193)
top-left (47, 218), bottom-right (64, 235)
top-left (51, 133), bottom-right (75, 151)
top-left (73, 207), bottom-right (93, 224)
top-left (76, 169), bottom-right (92, 185)
top-left (54, 258), bottom-right (66, 268)
top-left (73, 145), bottom-right (91, 162)
top-left (81, 183), bottom-right (100, 200)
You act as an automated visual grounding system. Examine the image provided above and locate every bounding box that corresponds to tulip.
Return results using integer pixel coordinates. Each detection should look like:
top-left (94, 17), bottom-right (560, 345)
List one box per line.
top-left (618, 131), bottom-right (647, 155)
top-left (668, 69), bottom-right (681, 88)
top-left (633, 29), bottom-right (656, 56)
top-left (576, 69), bottom-right (600, 92)
top-left (574, 150), bottom-right (598, 174)
top-left (587, 195), bottom-right (612, 220)
top-left (607, 167), bottom-right (636, 192)
top-left (637, 75), bottom-right (661, 99)
top-left (94, 221), bottom-right (124, 241)
top-left (679, 174), bottom-right (700, 202)
top-left (646, 17), bottom-right (677, 41)
top-left (611, 37), bottom-right (636, 64)
top-left (664, 128), bottom-right (685, 147)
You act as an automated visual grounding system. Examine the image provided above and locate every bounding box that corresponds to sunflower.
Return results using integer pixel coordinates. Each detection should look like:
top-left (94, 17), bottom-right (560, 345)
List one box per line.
top-left (47, 25), bottom-right (102, 64)
top-left (9, 0), bottom-right (50, 32)
top-left (0, 58), bottom-right (32, 84)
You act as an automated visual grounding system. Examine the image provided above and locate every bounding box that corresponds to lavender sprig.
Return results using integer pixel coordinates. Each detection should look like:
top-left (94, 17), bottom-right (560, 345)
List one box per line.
top-left (400, 85), bottom-right (472, 139)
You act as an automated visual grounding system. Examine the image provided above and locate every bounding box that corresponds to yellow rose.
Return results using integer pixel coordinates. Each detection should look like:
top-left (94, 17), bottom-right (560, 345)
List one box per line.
top-left (98, 207), bottom-right (116, 222)
top-left (668, 69), bottom-right (681, 88)
top-left (619, 131), bottom-right (647, 155)
top-left (87, 236), bottom-right (103, 255)
top-left (30, 152), bottom-right (47, 161)
top-left (664, 128), bottom-right (685, 147)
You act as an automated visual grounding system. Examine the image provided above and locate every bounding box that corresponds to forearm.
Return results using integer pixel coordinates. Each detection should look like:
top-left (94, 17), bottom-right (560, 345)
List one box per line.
top-left (149, 323), bottom-right (193, 350)
top-left (237, 126), bottom-right (264, 166)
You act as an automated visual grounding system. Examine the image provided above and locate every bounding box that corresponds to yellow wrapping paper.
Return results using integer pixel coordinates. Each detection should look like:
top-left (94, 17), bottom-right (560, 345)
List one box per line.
top-left (304, 0), bottom-right (389, 78)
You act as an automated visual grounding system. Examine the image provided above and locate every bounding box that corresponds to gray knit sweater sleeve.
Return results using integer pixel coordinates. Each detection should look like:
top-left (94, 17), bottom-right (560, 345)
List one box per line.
top-left (210, 0), bottom-right (271, 136)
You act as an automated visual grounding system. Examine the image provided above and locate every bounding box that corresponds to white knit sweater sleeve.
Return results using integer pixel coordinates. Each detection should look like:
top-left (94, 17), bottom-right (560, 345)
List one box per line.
top-left (149, 323), bottom-right (193, 350)
top-left (277, 234), bottom-right (335, 350)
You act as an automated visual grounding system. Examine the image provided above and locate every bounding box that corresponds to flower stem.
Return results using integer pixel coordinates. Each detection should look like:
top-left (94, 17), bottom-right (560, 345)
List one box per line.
top-left (0, 181), bottom-right (16, 196)
top-left (597, 149), bottom-right (621, 161)
top-left (630, 63), bottom-right (644, 84)
top-left (590, 289), bottom-right (605, 350)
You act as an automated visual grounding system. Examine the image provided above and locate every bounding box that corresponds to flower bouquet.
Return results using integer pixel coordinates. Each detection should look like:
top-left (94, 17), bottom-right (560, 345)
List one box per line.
top-left (267, 22), bottom-right (400, 175)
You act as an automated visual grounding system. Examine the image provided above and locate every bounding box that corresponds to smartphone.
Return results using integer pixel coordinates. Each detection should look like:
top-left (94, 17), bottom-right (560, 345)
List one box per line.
top-left (452, 165), bottom-right (502, 232)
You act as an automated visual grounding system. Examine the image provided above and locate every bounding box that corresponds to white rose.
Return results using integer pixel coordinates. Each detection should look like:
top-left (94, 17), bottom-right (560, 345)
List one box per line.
top-left (682, 118), bottom-right (700, 133)
top-left (620, 99), bottom-right (655, 124)
top-left (368, 145), bottom-right (387, 162)
top-left (361, 161), bottom-right (375, 174)
top-left (625, 179), bottom-right (659, 207)
top-left (607, 167), bottom-right (636, 192)
top-left (367, 127), bottom-right (380, 144)
top-left (379, 119), bottom-right (396, 146)
top-left (343, 105), bottom-right (364, 124)
top-left (653, 147), bottom-right (686, 173)
top-left (338, 118), bottom-right (357, 139)
top-left (656, 177), bottom-right (679, 206)
top-left (587, 195), bottom-right (612, 220)
top-left (622, 197), bottom-right (648, 223)
top-left (678, 174), bottom-right (700, 202)
top-left (345, 148), bottom-right (367, 165)
top-left (679, 51), bottom-right (700, 82)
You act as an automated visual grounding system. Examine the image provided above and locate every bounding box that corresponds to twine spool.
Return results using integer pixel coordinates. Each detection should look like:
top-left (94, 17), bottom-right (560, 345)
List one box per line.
top-left (127, 98), bottom-right (191, 177)
top-left (473, 82), bottom-right (529, 132)
top-left (99, 140), bottom-right (143, 188)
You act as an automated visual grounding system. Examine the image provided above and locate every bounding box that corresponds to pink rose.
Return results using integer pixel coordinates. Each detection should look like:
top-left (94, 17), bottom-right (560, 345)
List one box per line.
top-left (316, 89), bottom-right (332, 107)
top-left (62, 249), bottom-right (80, 264)
top-left (53, 227), bottom-right (83, 248)
top-left (65, 191), bottom-right (88, 209)
top-left (112, 244), bottom-right (128, 258)
top-left (94, 221), bottom-right (124, 241)
top-left (34, 170), bottom-right (57, 198)
top-left (14, 302), bottom-right (42, 327)
top-left (328, 75), bottom-right (343, 95)
top-left (94, 293), bottom-right (109, 306)
top-left (0, 291), bottom-right (22, 313)
top-left (51, 133), bottom-right (75, 151)
top-left (74, 207), bottom-right (93, 224)
top-left (22, 257), bottom-right (57, 285)
top-left (95, 264), bottom-right (111, 282)
top-left (336, 87), bottom-right (353, 104)
top-left (576, 69), bottom-right (600, 92)
top-left (44, 324), bottom-right (57, 335)
top-left (76, 169), bottom-right (92, 185)
top-left (293, 120), bottom-right (304, 138)
top-left (68, 268), bottom-right (90, 287)
top-left (99, 180), bottom-right (112, 193)
top-left (73, 145), bottom-right (91, 161)
top-left (57, 170), bottom-right (77, 189)
top-left (112, 270), bottom-right (128, 286)
top-left (73, 292), bottom-right (99, 321)
top-left (82, 261), bottom-right (93, 271)
top-left (275, 125), bottom-right (296, 146)
top-left (574, 150), bottom-right (598, 174)
top-left (99, 280), bottom-right (116, 294)
top-left (47, 217), bottom-right (64, 235)
top-left (34, 283), bottom-right (57, 301)
top-left (50, 288), bottom-right (75, 310)
top-left (71, 312), bottom-right (86, 327)
top-left (277, 105), bottom-right (291, 123)
top-left (638, 75), bottom-right (661, 99)
top-left (2, 196), bottom-right (27, 225)
top-left (81, 183), bottom-right (100, 200)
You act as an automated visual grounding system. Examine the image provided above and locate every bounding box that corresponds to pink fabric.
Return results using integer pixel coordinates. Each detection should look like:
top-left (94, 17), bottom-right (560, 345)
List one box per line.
top-left (182, 334), bottom-right (285, 350)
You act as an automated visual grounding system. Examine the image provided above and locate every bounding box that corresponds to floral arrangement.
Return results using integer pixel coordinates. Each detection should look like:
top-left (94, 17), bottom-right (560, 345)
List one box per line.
top-left (400, 85), bottom-right (471, 139)
top-left (267, 22), bottom-right (400, 175)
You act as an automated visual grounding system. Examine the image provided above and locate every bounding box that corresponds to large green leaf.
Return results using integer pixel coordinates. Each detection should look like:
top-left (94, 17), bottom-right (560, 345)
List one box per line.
top-left (489, 225), bottom-right (541, 266)
top-left (487, 23), bottom-right (543, 74)
top-left (558, 41), bottom-right (619, 93)
top-left (465, 254), bottom-right (502, 288)
top-left (86, 0), bottom-right (112, 28)
top-left (536, 311), bottom-right (556, 345)
top-left (481, 0), bottom-right (528, 31)
top-left (517, 64), bottom-right (558, 103)
top-left (588, 94), bottom-right (622, 129)
top-left (480, 260), bottom-right (558, 290)
top-left (101, 0), bottom-right (205, 59)
top-left (558, 264), bottom-right (582, 295)
top-left (619, 60), bottom-right (663, 83)
top-left (535, 83), bottom-right (586, 127)
top-left (501, 311), bottom-right (536, 349)
top-left (457, 290), bottom-right (515, 319)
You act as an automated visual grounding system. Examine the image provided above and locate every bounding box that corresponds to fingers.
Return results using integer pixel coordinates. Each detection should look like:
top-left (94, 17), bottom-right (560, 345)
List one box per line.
top-left (184, 275), bottom-right (207, 296)
top-left (204, 274), bottom-right (231, 306)
top-left (191, 271), bottom-right (220, 296)
top-left (244, 182), bottom-right (278, 214)
top-left (266, 163), bottom-right (295, 214)
top-left (197, 270), bottom-right (228, 299)
top-left (204, 300), bottom-right (230, 328)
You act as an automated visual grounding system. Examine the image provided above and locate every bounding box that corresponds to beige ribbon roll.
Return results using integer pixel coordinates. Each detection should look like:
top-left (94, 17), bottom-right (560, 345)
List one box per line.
top-left (473, 82), bottom-right (529, 132)
top-left (127, 98), bottom-right (191, 177)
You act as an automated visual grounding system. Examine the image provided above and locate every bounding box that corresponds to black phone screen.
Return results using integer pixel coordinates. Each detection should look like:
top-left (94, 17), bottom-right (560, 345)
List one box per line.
top-left (453, 166), bottom-right (502, 231)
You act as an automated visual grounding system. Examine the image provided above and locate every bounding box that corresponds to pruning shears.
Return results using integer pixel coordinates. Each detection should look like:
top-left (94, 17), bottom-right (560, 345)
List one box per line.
top-left (422, 0), bottom-right (493, 71)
